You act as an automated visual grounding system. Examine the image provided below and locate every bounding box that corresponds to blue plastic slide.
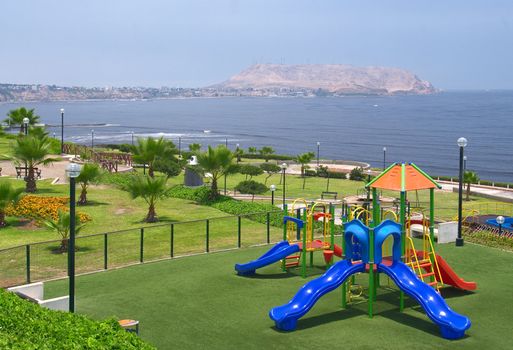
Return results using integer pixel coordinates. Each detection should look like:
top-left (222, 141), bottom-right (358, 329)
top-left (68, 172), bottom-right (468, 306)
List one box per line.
top-left (378, 261), bottom-right (471, 339)
top-left (235, 241), bottom-right (301, 276)
top-left (269, 260), bottom-right (365, 331)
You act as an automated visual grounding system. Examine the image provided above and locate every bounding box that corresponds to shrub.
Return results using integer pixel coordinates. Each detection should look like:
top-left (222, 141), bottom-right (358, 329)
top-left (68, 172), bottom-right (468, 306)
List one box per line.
top-left (5, 195), bottom-right (91, 223)
top-left (168, 185), bottom-right (213, 204)
top-left (349, 167), bottom-right (365, 181)
top-left (234, 180), bottom-right (267, 201)
top-left (242, 153), bottom-right (295, 161)
top-left (153, 158), bottom-right (182, 177)
top-left (0, 289), bottom-right (155, 349)
top-left (99, 172), bottom-right (134, 188)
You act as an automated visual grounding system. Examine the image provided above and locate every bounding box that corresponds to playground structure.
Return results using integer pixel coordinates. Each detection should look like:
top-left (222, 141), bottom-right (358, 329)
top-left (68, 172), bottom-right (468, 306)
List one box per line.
top-left (269, 219), bottom-right (472, 339)
top-left (235, 199), bottom-right (340, 277)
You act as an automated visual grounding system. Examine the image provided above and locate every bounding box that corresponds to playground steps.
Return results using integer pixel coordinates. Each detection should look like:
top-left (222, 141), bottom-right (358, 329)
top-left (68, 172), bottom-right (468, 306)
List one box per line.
top-left (284, 254), bottom-right (301, 268)
top-left (406, 258), bottom-right (443, 293)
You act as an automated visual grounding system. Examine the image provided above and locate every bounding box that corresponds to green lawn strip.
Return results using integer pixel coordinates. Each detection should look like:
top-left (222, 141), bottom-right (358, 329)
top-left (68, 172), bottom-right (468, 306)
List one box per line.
top-left (45, 242), bottom-right (513, 349)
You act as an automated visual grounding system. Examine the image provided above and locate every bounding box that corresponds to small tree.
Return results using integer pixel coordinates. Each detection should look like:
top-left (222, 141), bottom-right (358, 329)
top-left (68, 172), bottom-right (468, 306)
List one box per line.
top-left (121, 175), bottom-right (170, 223)
top-left (259, 146), bottom-right (275, 162)
top-left (248, 146), bottom-right (257, 155)
top-left (76, 163), bottom-right (102, 205)
top-left (239, 164), bottom-right (264, 180)
top-left (0, 182), bottom-right (24, 227)
top-left (196, 145), bottom-right (235, 200)
top-left (234, 147), bottom-right (244, 163)
top-left (260, 163), bottom-right (281, 184)
top-left (4, 107), bottom-right (40, 133)
top-left (154, 158), bottom-right (182, 177)
top-left (44, 210), bottom-right (86, 252)
top-left (464, 170), bottom-right (479, 201)
top-left (234, 180), bottom-right (267, 201)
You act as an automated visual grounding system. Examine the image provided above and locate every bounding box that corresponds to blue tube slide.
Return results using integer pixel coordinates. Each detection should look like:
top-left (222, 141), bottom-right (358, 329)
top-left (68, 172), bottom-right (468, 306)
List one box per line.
top-left (269, 260), bottom-right (365, 331)
top-left (235, 241), bottom-right (301, 276)
top-left (378, 261), bottom-right (471, 339)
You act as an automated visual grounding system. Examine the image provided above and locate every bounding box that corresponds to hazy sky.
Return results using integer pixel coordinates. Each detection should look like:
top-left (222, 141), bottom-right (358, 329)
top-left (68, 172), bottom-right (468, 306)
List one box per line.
top-left (1, 0), bottom-right (512, 89)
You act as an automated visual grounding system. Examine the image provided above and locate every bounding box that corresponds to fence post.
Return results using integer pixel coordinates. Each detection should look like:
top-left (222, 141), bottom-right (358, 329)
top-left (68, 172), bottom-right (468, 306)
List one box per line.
top-left (103, 234), bottom-right (108, 270)
top-left (238, 216), bottom-right (242, 248)
top-left (140, 228), bottom-right (144, 263)
top-left (206, 220), bottom-right (210, 253)
top-left (266, 212), bottom-right (270, 244)
top-left (25, 245), bottom-right (31, 284)
top-left (170, 223), bottom-right (174, 258)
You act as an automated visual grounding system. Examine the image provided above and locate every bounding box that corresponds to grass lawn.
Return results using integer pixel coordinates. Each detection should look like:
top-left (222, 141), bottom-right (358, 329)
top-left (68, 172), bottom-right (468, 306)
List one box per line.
top-left (44, 241), bottom-right (513, 349)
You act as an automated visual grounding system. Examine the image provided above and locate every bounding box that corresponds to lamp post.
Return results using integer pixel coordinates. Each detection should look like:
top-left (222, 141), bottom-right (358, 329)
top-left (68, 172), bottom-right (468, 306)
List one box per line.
top-left (316, 142), bottom-right (320, 167)
top-left (366, 169), bottom-right (372, 210)
top-left (383, 147), bottom-right (387, 170)
top-left (270, 184), bottom-right (276, 205)
top-left (131, 131), bottom-right (134, 146)
top-left (236, 143), bottom-right (240, 163)
top-left (281, 163), bottom-right (287, 206)
top-left (463, 156), bottom-right (467, 173)
top-left (23, 117), bottom-right (29, 136)
top-left (456, 137), bottom-right (468, 247)
top-left (225, 138), bottom-right (228, 147)
top-left (497, 215), bottom-right (505, 235)
top-left (178, 136), bottom-right (182, 158)
top-left (60, 108), bottom-right (65, 154)
top-left (66, 162), bottom-right (82, 313)
top-left (91, 129), bottom-right (95, 150)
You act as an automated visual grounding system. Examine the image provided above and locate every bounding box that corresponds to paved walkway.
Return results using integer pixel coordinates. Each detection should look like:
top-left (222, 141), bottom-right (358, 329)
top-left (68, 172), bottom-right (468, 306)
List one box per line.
top-left (439, 181), bottom-right (513, 203)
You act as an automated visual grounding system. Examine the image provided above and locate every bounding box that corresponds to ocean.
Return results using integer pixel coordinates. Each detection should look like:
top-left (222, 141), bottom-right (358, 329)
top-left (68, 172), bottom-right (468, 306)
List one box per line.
top-left (1, 91), bottom-right (512, 182)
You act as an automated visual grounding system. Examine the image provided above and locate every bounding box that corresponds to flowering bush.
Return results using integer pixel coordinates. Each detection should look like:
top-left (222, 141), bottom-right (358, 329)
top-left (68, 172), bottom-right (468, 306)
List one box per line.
top-left (5, 195), bottom-right (91, 223)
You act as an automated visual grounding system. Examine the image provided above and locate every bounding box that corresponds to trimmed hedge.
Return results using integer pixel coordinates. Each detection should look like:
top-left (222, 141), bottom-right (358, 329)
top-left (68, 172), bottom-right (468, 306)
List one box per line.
top-left (242, 154), bottom-right (295, 161)
top-left (0, 289), bottom-right (155, 349)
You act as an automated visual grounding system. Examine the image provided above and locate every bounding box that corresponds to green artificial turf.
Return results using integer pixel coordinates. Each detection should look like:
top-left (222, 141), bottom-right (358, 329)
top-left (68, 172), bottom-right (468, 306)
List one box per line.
top-left (45, 241), bottom-right (513, 349)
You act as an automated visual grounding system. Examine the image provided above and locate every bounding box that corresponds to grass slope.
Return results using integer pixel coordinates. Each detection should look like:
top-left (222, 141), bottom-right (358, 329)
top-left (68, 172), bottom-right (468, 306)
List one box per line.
top-left (46, 242), bottom-right (513, 349)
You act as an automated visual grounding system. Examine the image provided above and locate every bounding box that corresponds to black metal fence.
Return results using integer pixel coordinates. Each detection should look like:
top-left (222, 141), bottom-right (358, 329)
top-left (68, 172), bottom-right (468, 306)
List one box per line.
top-left (0, 211), bottom-right (285, 288)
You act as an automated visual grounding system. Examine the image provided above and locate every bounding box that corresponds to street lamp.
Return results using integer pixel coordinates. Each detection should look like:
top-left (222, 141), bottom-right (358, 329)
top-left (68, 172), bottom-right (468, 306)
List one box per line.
top-left (178, 136), bottom-right (182, 158)
top-left (66, 162), bottom-right (82, 313)
top-left (463, 156), bottom-right (467, 172)
top-left (270, 184), bottom-right (276, 205)
top-left (60, 108), bottom-right (65, 154)
top-left (91, 129), bottom-right (95, 149)
top-left (316, 142), bottom-right (320, 167)
top-left (383, 147), bottom-right (387, 170)
top-left (281, 163), bottom-right (287, 205)
top-left (131, 131), bottom-right (135, 146)
top-left (23, 117), bottom-right (29, 136)
top-left (497, 215), bottom-right (505, 235)
top-left (236, 143), bottom-right (240, 163)
top-left (225, 138), bottom-right (228, 147)
top-left (366, 169), bottom-right (372, 209)
top-left (456, 137), bottom-right (468, 247)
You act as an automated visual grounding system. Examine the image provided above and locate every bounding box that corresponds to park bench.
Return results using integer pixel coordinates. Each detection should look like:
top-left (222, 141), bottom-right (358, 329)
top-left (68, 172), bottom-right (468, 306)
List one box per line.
top-left (15, 167), bottom-right (42, 179)
top-left (321, 191), bottom-right (338, 200)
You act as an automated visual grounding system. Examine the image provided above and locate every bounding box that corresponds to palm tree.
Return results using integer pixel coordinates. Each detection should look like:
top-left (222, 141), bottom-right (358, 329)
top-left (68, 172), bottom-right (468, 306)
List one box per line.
top-left (464, 170), bottom-right (479, 201)
top-left (296, 152), bottom-right (315, 189)
top-left (248, 146), bottom-right (257, 155)
top-left (0, 182), bottom-right (24, 227)
top-left (11, 135), bottom-right (59, 192)
top-left (132, 137), bottom-right (177, 177)
top-left (259, 146), bottom-right (275, 162)
top-left (44, 210), bottom-right (86, 252)
top-left (76, 163), bottom-right (102, 205)
top-left (121, 174), bottom-right (169, 223)
top-left (196, 145), bottom-right (234, 200)
top-left (4, 107), bottom-right (40, 133)
top-left (188, 143), bottom-right (202, 154)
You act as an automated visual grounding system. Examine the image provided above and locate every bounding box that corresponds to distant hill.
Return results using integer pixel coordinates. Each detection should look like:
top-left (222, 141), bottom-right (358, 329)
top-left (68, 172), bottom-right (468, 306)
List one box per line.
top-left (212, 64), bottom-right (436, 95)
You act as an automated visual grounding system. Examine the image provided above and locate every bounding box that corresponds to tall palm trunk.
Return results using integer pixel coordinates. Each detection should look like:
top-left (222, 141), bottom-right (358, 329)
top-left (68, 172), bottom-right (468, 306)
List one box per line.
top-left (25, 166), bottom-right (37, 193)
top-left (145, 202), bottom-right (157, 222)
top-left (466, 182), bottom-right (471, 201)
top-left (210, 177), bottom-right (219, 200)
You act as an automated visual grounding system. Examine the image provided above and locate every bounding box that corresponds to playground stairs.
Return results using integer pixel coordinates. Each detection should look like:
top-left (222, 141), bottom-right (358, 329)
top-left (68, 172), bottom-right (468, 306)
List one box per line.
top-left (284, 253), bottom-right (301, 268)
top-left (405, 258), bottom-right (443, 292)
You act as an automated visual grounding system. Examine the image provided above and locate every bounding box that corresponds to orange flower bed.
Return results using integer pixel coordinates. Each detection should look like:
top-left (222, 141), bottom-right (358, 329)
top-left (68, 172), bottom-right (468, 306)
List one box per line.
top-left (6, 195), bottom-right (91, 223)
